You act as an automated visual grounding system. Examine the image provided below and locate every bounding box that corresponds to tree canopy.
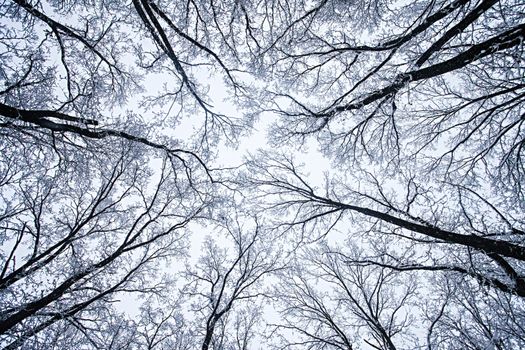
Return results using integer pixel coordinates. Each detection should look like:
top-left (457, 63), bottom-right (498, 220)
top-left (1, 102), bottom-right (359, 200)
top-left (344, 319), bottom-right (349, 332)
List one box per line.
top-left (1, 0), bottom-right (524, 348)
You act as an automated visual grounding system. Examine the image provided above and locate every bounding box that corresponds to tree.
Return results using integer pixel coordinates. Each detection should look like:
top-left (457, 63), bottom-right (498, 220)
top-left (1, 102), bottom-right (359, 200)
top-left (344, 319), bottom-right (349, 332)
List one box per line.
top-left (1, 1), bottom-right (249, 345)
top-left (261, 0), bottom-right (524, 200)
top-left (421, 272), bottom-right (525, 349)
top-left (244, 149), bottom-right (525, 347)
top-left (2, 0), bottom-right (525, 348)
top-left (117, 216), bottom-right (280, 350)
top-left (0, 134), bottom-right (208, 348)
top-left (1, 0), bottom-right (252, 347)
top-left (242, 1), bottom-right (525, 347)
top-left (1, 0), bottom-right (257, 154)
top-left (270, 243), bottom-right (418, 350)
top-left (181, 217), bottom-right (281, 350)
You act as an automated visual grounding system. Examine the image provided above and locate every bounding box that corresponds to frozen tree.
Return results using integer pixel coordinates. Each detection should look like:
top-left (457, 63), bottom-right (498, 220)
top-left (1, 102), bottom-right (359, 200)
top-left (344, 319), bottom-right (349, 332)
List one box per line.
top-left (271, 243), bottom-right (418, 350)
top-left (181, 217), bottom-right (281, 350)
top-left (119, 216), bottom-right (280, 350)
top-left (262, 0), bottom-right (525, 197)
top-left (1, 0), bottom-right (525, 348)
top-left (245, 152), bottom-right (525, 348)
top-left (243, 1), bottom-right (525, 347)
top-left (0, 133), bottom-right (212, 347)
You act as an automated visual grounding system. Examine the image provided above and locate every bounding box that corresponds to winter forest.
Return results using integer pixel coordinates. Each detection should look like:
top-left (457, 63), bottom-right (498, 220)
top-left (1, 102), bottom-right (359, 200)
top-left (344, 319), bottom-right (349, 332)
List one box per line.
top-left (1, 0), bottom-right (524, 348)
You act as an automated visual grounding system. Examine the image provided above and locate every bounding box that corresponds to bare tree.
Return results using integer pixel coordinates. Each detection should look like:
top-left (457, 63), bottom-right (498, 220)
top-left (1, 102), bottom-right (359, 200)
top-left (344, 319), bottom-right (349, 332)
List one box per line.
top-left (261, 0), bottom-right (525, 200)
top-left (0, 1), bottom-right (269, 348)
top-left (1, 0), bottom-right (258, 155)
top-left (246, 153), bottom-right (525, 294)
top-left (2, 0), bottom-right (525, 348)
top-left (246, 1), bottom-right (525, 347)
top-left (181, 218), bottom-right (281, 350)
top-left (270, 242), bottom-right (418, 350)
top-left (129, 296), bottom-right (195, 350)
top-left (244, 151), bottom-right (525, 347)
top-left (0, 133), bottom-right (209, 348)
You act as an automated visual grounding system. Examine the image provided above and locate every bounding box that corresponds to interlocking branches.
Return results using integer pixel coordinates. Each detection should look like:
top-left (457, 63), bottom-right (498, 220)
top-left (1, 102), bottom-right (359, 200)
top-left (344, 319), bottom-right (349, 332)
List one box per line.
top-left (246, 152), bottom-right (525, 296)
